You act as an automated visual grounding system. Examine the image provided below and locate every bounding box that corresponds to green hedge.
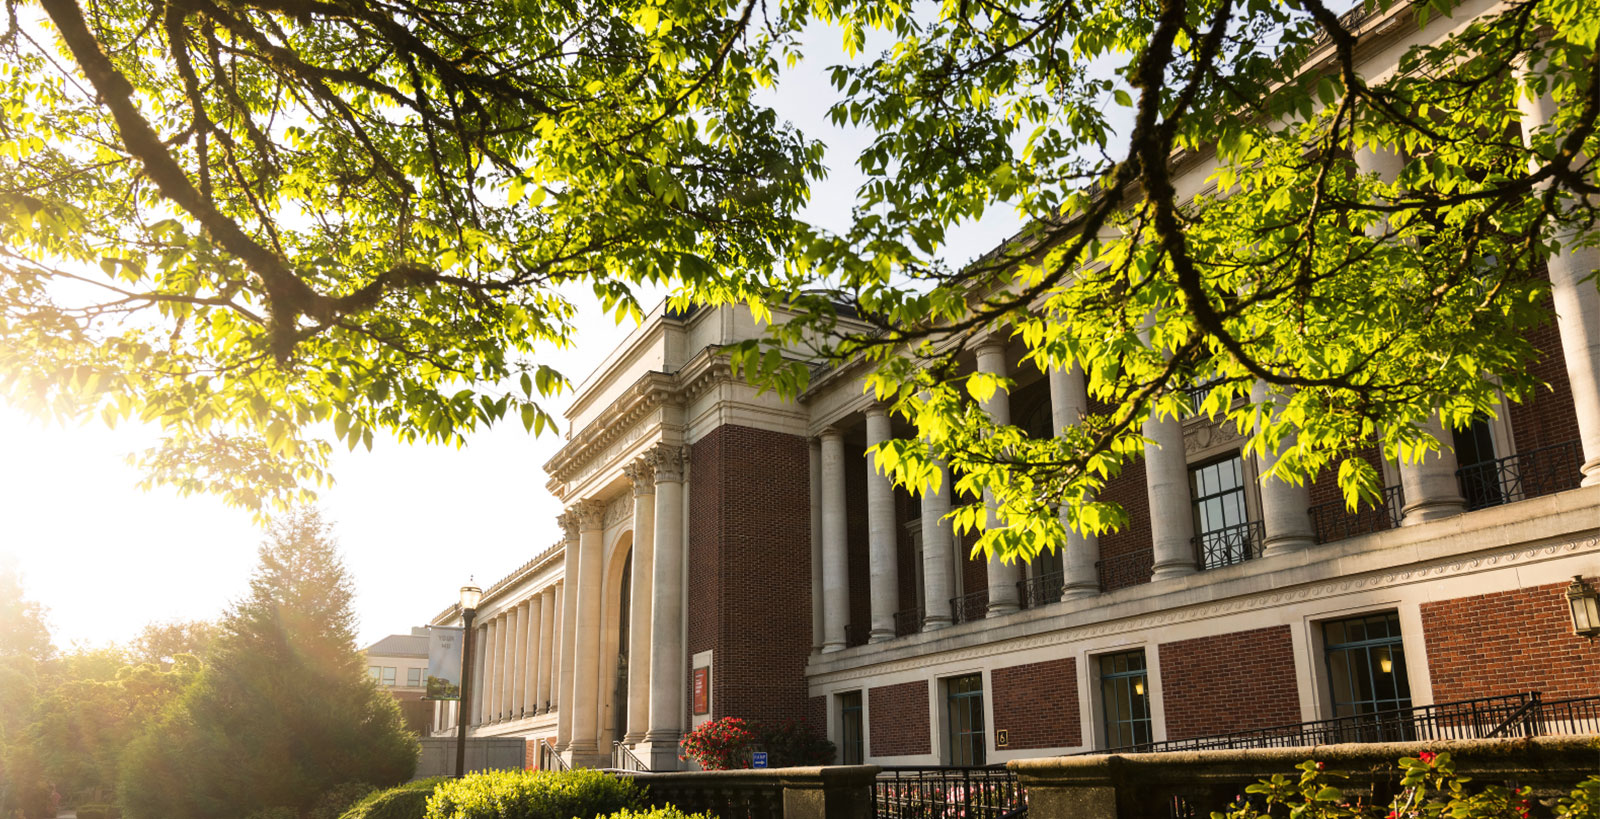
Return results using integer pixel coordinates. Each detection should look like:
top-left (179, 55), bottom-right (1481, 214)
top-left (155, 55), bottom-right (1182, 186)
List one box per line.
top-left (339, 778), bottom-right (450, 819)
top-left (77, 804), bottom-right (122, 819)
top-left (599, 808), bottom-right (713, 819)
top-left (425, 769), bottom-right (642, 819)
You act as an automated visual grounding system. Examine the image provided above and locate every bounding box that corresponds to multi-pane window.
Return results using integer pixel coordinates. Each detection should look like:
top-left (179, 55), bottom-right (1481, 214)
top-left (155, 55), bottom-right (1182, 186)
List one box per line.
top-left (1323, 612), bottom-right (1411, 718)
top-left (381, 666), bottom-right (397, 686)
top-left (1452, 417), bottom-right (1502, 509)
top-left (368, 666), bottom-right (382, 682)
top-left (407, 667), bottom-right (423, 687)
top-left (838, 691), bottom-right (864, 764)
top-left (945, 674), bottom-right (986, 766)
top-left (1190, 454), bottom-right (1254, 569)
top-left (1098, 651), bottom-right (1152, 749)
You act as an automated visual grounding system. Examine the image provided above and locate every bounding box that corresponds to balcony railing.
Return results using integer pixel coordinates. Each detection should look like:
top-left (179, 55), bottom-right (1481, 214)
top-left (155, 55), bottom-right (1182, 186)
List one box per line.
top-left (1307, 484), bottom-right (1404, 544)
top-left (1193, 520), bottom-right (1265, 570)
top-left (1016, 571), bottom-right (1065, 610)
top-left (949, 590), bottom-right (989, 625)
top-left (1076, 692), bottom-right (1600, 756)
top-left (874, 766), bottom-right (1026, 819)
top-left (843, 623), bottom-right (868, 647)
top-left (1096, 549), bottom-right (1152, 592)
top-left (1456, 439), bottom-right (1585, 511)
top-left (893, 607), bottom-right (923, 637)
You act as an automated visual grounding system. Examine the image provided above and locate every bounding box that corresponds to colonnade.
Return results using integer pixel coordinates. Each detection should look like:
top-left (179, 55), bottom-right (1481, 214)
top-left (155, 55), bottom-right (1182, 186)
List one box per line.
top-left (466, 581), bottom-right (561, 726)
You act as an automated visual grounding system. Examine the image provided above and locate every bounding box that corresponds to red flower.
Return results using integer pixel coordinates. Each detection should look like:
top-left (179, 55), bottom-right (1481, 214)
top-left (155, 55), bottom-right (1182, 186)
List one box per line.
top-left (1315, 761), bottom-right (1325, 771)
top-left (1418, 751), bottom-right (1436, 764)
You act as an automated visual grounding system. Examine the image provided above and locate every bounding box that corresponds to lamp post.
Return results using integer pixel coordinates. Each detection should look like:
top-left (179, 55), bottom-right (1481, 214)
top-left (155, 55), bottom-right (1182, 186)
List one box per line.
top-left (1567, 575), bottom-right (1599, 638)
top-left (454, 583), bottom-right (482, 777)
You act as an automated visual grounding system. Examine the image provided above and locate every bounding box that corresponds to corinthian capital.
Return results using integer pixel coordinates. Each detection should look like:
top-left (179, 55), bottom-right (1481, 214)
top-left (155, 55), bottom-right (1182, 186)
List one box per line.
top-left (575, 498), bottom-right (606, 531)
top-left (556, 510), bottom-right (580, 543)
top-left (646, 442), bottom-right (685, 483)
top-left (623, 458), bottom-right (656, 496)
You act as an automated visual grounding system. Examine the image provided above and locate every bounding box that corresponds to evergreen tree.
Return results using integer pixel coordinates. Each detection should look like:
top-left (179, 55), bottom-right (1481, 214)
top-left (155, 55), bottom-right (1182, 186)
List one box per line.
top-left (120, 510), bottom-right (417, 819)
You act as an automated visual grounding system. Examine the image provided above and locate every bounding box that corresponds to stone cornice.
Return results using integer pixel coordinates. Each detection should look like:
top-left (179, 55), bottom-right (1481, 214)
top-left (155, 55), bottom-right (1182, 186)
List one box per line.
top-left (544, 370), bottom-right (679, 484)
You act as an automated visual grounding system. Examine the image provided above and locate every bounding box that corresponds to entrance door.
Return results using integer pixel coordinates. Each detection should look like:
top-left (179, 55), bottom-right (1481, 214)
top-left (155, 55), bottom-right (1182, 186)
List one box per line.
top-left (946, 674), bottom-right (986, 766)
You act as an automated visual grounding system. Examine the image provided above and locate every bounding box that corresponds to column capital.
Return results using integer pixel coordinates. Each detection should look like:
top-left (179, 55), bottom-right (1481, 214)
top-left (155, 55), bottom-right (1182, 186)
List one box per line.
top-left (818, 425), bottom-right (845, 442)
top-left (972, 331), bottom-right (1009, 361)
top-left (864, 402), bottom-right (889, 420)
top-left (557, 510), bottom-right (580, 543)
top-left (647, 442), bottom-right (686, 482)
top-left (623, 458), bottom-right (656, 496)
top-left (575, 499), bottom-right (606, 532)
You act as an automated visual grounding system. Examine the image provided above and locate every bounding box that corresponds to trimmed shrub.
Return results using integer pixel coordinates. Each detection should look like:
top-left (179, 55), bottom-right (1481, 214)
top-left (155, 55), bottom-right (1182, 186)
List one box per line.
top-left (600, 809), bottom-right (713, 819)
top-left (308, 783), bottom-right (378, 819)
top-left (241, 808), bottom-right (297, 819)
top-left (76, 804), bottom-right (122, 819)
top-left (425, 769), bottom-right (642, 819)
top-left (339, 779), bottom-right (449, 819)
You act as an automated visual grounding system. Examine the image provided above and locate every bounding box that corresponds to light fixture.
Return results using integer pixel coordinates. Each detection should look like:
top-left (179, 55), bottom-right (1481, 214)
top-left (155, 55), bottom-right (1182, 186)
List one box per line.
top-left (460, 583), bottom-right (483, 612)
top-left (1380, 654), bottom-right (1393, 674)
top-left (1567, 576), bottom-right (1599, 638)
top-left (1134, 679), bottom-right (1145, 696)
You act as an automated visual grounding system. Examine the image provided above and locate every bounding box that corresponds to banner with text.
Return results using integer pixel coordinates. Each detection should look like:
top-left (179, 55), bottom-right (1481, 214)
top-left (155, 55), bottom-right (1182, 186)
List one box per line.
top-left (425, 626), bottom-right (463, 700)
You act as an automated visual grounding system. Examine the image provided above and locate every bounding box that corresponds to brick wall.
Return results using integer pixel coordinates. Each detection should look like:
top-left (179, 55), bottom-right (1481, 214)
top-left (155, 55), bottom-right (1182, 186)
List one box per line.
top-left (960, 529), bottom-right (987, 608)
top-left (687, 425), bottom-right (815, 724)
top-left (992, 657), bottom-right (1081, 750)
top-left (1508, 299), bottom-right (1582, 455)
top-left (1421, 577), bottom-right (1600, 702)
top-left (808, 695), bottom-right (828, 738)
top-left (896, 489), bottom-right (919, 626)
top-left (868, 680), bottom-right (931, 756)
top-left (1096, 457), bottom-right (1152, 591)
top-left (1305, 444), bottom-right (1392, 543)
top-left (847, 441), bottom-right (871, 645)
top-left (1159, 625), bottom-right (1301, 740)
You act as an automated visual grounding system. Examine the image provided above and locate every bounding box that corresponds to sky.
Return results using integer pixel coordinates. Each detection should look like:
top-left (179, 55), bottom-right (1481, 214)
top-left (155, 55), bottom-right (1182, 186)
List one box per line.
top-left (0, 19), bottom-right (1031, 652)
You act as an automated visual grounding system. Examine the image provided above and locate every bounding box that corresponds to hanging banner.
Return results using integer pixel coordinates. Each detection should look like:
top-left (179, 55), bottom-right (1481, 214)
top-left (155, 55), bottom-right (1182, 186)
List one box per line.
top-left (425, 626), bottom-right (464, 700)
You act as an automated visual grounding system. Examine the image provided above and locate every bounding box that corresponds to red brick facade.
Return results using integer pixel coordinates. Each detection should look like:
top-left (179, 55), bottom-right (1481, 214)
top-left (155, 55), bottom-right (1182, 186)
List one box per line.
top-left (1508, 290), bottom-right (1583, 456)
top-left (1159, 625), bottom-right (1301, 740)
top-left (868, 680), bottom-right (931, 756)
top-left (1421, 577), bottom-right (1600, 702)
top-left (991, 657), bottom-right (1081, 750)
top-left (1095, 457), bottom-right (1152, 591)
top-left (687, 425), bottom-right (814, 724)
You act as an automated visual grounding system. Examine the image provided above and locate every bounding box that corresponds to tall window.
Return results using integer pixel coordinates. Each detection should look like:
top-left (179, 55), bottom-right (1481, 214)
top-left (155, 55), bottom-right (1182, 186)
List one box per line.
top-left (945, 674), bottom-right (986, 766)
top-left (407, 667), bottom-right (423, 687)
top-left (381, 666), bottom-right (397, 686)
top-left (1452, 416), bottom-right (1502, 509)
top-left (1191, 454), bottom-right (1253, 568)
top-left (838, 691), bottom-right (864, 764)
top-left (1323, 612), bottom-right (1411, 718)
top-left (1098, 651), bottom-right (1152, 749)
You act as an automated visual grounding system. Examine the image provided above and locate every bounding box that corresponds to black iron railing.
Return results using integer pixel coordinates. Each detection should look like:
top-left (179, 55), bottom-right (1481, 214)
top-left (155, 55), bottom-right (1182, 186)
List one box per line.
top-left (1308, 484), bottom-right (1405, 544)
top-left (611, 742), bottom-right (649, 772)
top-left (1096, 548), bottom-right (1152, 592)
top-left (949, 590), bottom-right (989, 625)
top-left (540, 742), bottom-right (570, 771)
top-left (1016, 571), bottom-right (1065, 610)
top-left (1193, 520), bottom-right (1265, 570)
top-left (1079, 692), bottom-right (1600, 756)
top-left (1456, 439), bottom-right (1585, 511)
top-left (893, 607), bottom-right (924, 637)
top-left (874, 766), bottom-right (1026, 819)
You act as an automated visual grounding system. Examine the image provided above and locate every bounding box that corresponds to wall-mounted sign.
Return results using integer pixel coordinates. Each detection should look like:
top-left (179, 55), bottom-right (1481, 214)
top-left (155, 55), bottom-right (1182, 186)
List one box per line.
top-left (995, 728), bottom-right (1009, 748)
top-left (692, 667), bottom-right (710, 714)
top-left (751, 751), bottom-right (768, 769)
top-left (424, 626), bottom-right (463, 700)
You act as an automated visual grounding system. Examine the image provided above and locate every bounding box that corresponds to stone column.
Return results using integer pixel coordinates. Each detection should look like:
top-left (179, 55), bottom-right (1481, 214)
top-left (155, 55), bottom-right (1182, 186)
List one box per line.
top-left (1252, 381), bottom-right (1317, 555)
top-left (569, 499), bottom-right (607, 760)
top-left (522, 597), bottom-right (541, 716)
top-left (819, 428), bottom-right (850, 651)
top-left (974, 337), bottom-right (1022, 614)
top-left (1518, 74), bottom-right (1600, 486)
top-left (505, 605), bottom-right (522, 719)
top-left (1049, 363), bottom-right (1100, 597)
top-left (554, 513), bottom-right (580, 749)
top-left (1144, 403), bottom-right (1196, 580)
top-left (472, 622), bottom-right (488, 725)
top-left (809, 438), bottom-right (825, 653)
top-left (919, 457), bottom-right (955, 629)
top-left (537, 584), bottom-right (556, 713)
top-left (1354, 143), bottom-right (1467, 524)
top-left (864, 406), bottom-right (900, 641)
top-left (484, 616), bottom-right (501, 722)
top-left (622, 458), bottom-right (657, 745)
top-left (644, 444), bottom-right (687, 771)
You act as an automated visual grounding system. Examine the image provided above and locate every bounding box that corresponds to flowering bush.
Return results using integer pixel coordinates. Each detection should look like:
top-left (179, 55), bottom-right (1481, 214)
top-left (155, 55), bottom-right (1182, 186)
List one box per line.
top-left (678, 717), bottom-right (835, 770)
top-left (1211, 752), bottom-right (1600, 819)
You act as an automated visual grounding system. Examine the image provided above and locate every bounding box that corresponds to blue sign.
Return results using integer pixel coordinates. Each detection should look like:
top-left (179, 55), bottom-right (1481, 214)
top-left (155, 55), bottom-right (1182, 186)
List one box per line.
top-left (751, 751), bottom-right (768, 769)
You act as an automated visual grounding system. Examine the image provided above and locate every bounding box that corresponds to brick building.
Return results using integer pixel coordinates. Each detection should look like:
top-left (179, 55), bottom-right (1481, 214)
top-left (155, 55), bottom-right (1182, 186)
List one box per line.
top-left (425, 0), bottom-right (1600, 771)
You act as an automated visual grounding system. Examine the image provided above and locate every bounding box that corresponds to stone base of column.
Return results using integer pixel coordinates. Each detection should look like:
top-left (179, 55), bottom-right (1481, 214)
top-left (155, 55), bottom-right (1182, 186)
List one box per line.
top-left (641, 735), bottom-right (682, 772)
top-left (1261, 534), bottom-right (1316, 557)
top-left (1401, 498), bottom-right (1464, 526)
top-left (566, 743), bottom-right (607, 770)
top-left (1581, 456), bottom-right (1600, 487)
top-left (1150, 560), bottom-right (1195, 581)
top-left (622, 731), bottom-right (645, 745)
top-left (868, 629), bottom-right (894, 643)
top-left (986, 602), bottom-right (1019, 616)
top-left (821, 641), bottom-right (845, 653)
top-left (1061, 582), bottom-right (1098, 600)
top-left (921, 617), bottom-right (952, 631)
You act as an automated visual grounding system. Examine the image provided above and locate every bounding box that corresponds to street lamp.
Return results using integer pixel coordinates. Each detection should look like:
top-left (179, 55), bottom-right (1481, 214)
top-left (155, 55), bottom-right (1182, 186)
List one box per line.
top-left (455, 583), bottom-right (482, 777)
top-left (1567, 576), bottom-right (1599, 638)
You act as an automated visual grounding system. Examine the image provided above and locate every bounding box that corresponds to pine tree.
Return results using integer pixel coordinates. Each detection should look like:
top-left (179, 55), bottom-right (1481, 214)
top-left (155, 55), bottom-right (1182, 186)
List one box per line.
top-left (120, 509), bottom-right (417, 819)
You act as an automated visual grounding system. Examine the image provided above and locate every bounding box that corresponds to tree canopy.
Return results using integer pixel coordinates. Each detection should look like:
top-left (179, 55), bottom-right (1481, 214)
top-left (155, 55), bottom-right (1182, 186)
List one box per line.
top-left (1, 0), bottom-right (1596, 558)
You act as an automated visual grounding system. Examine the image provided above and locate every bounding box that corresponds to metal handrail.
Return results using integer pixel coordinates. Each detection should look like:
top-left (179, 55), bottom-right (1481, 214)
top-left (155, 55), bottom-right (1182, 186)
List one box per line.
top-left (1193, 520), bottom-right (1265, 570)
top-left (1095, 549), bottom-right (1152, 593)
top-left (893, 607), bottom-right (924, 636)
top-left (1308, 484), bottom-right (1404, 544)
top-left (541, 743), bottom-right (571, 771)
top-left (611, 741), bottom-right (649, 772)
top-left (949, 590), bottom-right (989, 625)
top-left (874, 765), bottom-right (1025, 819)
top-left (1073, 691), bottom-right (1600, 755)
top-left (1016, 571), bottom-right (1065, 609)
top-left (1456, 439), bottom-right (1585, 511)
